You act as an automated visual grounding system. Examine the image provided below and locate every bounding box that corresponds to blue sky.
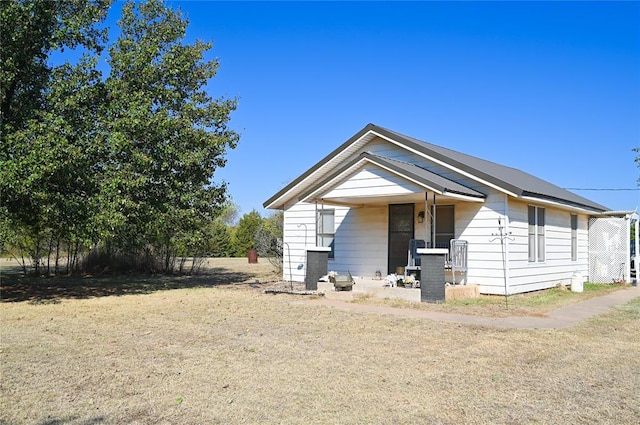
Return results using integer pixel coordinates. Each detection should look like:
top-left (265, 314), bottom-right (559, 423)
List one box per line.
top-left (105, 1), bottom-right (640, 217)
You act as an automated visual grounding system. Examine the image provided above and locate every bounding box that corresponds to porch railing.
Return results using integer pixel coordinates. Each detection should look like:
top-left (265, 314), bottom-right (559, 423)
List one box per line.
top-left (406, 239), bottom-right (468, 284)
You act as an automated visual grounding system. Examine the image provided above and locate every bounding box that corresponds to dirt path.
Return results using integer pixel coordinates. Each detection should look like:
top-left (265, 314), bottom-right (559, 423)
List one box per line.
top-left (296, 285), bottom-right (640, 329)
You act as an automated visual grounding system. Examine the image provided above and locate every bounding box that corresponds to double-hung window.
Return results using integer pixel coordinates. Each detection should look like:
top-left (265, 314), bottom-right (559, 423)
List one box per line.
top-left (317, 209), bottom-right (335, 259)
top-left (528, 206), bottom-right (545, 262)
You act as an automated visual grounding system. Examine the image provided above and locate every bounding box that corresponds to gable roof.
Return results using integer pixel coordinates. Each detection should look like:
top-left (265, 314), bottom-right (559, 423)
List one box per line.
top-left (264, 123), bottom-right (609, 212)
top-left (298, 152), bottom-right (486, 204)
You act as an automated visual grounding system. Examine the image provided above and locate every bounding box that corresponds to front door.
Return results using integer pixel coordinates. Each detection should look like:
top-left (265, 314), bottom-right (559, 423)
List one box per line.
top-left (388, 204), bottom-right (414, 274)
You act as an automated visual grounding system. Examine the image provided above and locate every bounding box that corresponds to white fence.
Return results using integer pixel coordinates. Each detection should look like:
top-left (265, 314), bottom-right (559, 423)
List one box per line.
top-left (588, 215), bottom-right (632, 283)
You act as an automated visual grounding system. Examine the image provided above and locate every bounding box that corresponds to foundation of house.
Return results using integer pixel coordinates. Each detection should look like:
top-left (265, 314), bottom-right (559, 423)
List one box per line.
top-left (445, 284), bottom-right (479, 301)
top-left (317, 279), bottom-right (479, 303)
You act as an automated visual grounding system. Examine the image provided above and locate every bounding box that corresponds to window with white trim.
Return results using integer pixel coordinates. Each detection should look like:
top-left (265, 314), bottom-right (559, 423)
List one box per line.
top-left (528, 206), bottom-right (545, 262)
top-left (317, 209), bottom-right (335, 259)
top-left (571, 214), bottom-right (578, 262)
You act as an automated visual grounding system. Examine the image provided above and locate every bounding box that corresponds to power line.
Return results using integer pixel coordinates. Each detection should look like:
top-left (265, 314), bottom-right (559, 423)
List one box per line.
top-left (565, 188), bottom-right (640, 191)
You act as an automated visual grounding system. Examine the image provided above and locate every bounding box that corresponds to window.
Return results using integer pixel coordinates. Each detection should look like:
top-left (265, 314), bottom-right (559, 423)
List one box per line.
top-left (571, 214), bottom-right (578, 261)
top-left (317, 209), bottom-right (335, 258)
top-left (432, 205), bottom-right (455, 249)
top-left (528, 206), bottom-right (545, 262)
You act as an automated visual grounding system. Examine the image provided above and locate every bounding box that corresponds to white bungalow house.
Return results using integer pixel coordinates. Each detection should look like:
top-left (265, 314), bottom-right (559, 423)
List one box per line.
top-left (263, 124), bottom-right (637, 295)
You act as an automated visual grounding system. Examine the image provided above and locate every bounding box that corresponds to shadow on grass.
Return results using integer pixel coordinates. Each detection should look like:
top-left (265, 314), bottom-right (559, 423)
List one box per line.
top-left (35, 415), bottom-right (107, 425)
top-left (0, 264), bottom-right (259, 303)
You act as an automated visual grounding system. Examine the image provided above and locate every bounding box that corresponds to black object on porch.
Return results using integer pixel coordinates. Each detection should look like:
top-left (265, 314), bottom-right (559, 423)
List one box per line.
top-left (420, 250), bottom-right (447, 303)
top-left (305, 248), bottom-right (329, 290)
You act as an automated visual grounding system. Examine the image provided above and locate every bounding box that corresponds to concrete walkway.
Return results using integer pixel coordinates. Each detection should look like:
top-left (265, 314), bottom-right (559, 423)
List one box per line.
top-left (297, 285), bottom-right (640, 329)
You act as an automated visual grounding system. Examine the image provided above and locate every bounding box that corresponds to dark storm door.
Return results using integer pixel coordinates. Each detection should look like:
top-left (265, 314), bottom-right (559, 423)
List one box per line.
top-left (388, 204), bottom-right (414, 274)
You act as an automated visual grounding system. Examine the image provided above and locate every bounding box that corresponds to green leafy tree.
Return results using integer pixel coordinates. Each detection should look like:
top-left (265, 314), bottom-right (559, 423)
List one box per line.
top-left (1, 0), bottom-right (238, 275)
top-left (208, 221), bottom-right (233, 257)
top-left (2, 60), bottom-right (107, 273)
top-left (0, 0), bottom-right (110, 139)
top-left (1, 0), bottom-right (110, 274)
top-left (232, 210), bottom-right (262, 257)
top-left (94, 0), bottom-right (239, 271)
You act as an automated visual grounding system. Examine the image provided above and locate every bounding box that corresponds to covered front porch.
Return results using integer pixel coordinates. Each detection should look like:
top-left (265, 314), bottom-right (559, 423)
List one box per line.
top-left (316, 276), bottom-right (480, 303)
top-left (300, 151), bottom-right (486, 288)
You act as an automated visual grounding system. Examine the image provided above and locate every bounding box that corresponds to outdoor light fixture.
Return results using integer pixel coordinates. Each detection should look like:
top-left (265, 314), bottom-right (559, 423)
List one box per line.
top-left (418, 211), bottom-right (425, 223)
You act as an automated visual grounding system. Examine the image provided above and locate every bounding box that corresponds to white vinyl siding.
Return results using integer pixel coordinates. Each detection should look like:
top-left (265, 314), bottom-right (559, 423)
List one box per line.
top-left (282, 202), bottom-right (388, 282)
top-left (282, 202), bottom-right (317, 282)
top-left (508, 201), bottom-right (589, 293)
top-left (434, 192), bottom-right (583, 295)
top-left (330, 206), bottom-right (388, 276)
top-left (455, 191), bottom-right (509, 294)
top-left (322, 164), bottom-right (424, 199)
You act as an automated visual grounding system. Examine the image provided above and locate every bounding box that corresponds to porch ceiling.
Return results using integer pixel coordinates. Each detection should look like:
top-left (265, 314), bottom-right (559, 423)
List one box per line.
top-left (316, 192), bottom-right (467, 208)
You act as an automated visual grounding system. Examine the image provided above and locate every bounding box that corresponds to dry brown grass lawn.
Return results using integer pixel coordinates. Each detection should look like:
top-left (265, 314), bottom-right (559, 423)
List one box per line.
top-left (1, 258), bottom-right (639, 424)
top-left (353, 282), bottom-right (630, 318)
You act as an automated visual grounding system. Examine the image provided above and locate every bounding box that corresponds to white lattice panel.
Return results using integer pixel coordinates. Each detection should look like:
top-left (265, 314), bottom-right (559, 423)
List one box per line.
top-left (589, 217), bottom-right (627, 283)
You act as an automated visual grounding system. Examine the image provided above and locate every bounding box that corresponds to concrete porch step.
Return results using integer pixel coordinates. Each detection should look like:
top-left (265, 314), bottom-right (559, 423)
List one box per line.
top-left (317, 280), bottom-right (479, 303)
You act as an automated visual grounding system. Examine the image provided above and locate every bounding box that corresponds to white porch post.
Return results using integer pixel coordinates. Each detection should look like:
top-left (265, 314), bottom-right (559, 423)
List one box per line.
top-left (424, 194), bottom-right (429, 242)
top-left (432, 193), bottom-right (437, 247)
top-left (425, 192), bottom-right (436, 247)
top-left (628, 212), bottom-right (639, 284)
top-left (625, 214), bottom-right (631, 283)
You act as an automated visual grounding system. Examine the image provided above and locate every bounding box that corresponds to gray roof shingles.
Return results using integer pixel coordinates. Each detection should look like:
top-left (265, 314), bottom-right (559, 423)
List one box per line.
top-left (376, 125), bottom-right (608, 212)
